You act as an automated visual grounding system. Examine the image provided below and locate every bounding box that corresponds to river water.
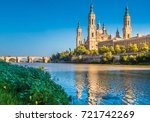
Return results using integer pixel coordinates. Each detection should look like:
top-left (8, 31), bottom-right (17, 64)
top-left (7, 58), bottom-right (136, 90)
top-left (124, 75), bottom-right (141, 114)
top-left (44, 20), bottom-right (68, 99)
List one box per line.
top-left (19, 63), bottom-right (150, 105)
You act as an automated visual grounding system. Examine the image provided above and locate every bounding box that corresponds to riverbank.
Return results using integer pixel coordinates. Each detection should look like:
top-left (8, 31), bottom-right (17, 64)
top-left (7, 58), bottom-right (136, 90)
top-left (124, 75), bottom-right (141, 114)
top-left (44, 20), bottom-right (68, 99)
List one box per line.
top-left (51, 49), bottom-right (150, 65)
top-left (0, 61), bottom-right (70, 105)
top-left (51, 61), bottom-right (150, 65)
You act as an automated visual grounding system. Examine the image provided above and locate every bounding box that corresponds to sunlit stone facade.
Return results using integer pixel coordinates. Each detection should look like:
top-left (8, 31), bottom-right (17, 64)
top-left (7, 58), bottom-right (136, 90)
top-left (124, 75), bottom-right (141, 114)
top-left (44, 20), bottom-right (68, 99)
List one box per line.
top-left (76, 4), bottom-right (150, 50)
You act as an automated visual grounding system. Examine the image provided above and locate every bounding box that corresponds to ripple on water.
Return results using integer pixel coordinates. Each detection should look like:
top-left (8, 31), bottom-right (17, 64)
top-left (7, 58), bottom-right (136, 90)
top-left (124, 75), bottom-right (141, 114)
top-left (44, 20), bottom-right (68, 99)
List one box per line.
top-left (18, 63), bottom-right (150, 105)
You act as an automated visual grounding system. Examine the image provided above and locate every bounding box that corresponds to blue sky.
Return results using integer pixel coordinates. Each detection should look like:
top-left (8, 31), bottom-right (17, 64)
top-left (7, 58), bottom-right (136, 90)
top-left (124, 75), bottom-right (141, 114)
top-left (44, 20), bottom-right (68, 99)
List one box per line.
top-left (0, 0), bottom-right (149, 56)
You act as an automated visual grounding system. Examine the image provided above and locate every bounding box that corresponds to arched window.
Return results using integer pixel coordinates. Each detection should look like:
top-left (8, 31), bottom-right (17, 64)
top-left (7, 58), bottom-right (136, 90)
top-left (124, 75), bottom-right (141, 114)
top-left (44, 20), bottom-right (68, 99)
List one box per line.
top-left (92, 33), bottom-right (94, 37)
top-left (128, 34), bottom-right (130, 38)
top-left (92, 19), bottom-right (94, 25)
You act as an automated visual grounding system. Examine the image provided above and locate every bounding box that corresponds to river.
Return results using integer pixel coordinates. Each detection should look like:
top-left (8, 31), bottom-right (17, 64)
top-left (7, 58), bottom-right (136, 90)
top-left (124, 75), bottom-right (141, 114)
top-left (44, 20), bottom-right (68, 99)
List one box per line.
top-left (19, 63), bottom-right (150, 105)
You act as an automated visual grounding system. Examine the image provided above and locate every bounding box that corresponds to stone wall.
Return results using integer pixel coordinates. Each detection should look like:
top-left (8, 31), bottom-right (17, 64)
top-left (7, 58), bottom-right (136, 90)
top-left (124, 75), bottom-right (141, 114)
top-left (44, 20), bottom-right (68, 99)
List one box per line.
top-left (98, 34), bottom-right (150, 49)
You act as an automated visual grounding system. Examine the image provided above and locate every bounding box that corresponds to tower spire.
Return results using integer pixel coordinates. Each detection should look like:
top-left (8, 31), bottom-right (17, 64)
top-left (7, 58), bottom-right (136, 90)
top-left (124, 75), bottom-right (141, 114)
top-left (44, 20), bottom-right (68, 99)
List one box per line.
top-left (123, 5), bottom-right (132, 39)
top-left (76, 22), bottom-right (82, 47)
top-left (97, 21), bottom-right (101, 30)
top-left (90, 0), bottom-right (94, 13)
top-left (116, 28), bottom-right (120, 38)
top-left (125, 5), bottom-right (129, 16)
top-left (87, 0), bottom-right (97, 50)
top-left (90, 5), bottom-right (94, 13)
top-left (102, 23), bottom-right (107, 34)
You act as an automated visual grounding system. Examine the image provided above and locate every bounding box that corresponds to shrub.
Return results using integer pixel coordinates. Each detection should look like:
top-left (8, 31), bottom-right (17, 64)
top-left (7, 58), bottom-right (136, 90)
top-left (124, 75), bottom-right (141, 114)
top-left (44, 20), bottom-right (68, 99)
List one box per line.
top-left (122, 55), bottom-right (129, 62)
top-left (109, 46), bottom-right (116, 54)
top-left (128, 44), bottom-right (138, 53)
top-left (115, 45), bottom-right (121, 54)
top-left (140, 43), bottom-right (149, 52)
top-left (101, 52), bottom-right (113, 64)
top-left (90, 50), bottom-right (99, 55)
top-left (99, 46), bottom-right (109, 54)
top-left (129, 55), bottom-right (137, 64)
top-left (74, 45), bottom-right (89, 55)
top-left (120, 46), bottom-right (126, 53)
top-left (0, 62), bottom-right (69, 105)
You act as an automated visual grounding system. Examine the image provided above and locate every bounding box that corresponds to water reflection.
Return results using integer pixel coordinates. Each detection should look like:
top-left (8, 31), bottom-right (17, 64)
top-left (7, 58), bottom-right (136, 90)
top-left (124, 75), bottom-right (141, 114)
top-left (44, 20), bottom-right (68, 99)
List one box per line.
top-left (75, 69), bottom-right (83, 99)
top-left (122, 71), bottom-right (135, 105)
top-left (86, 66), bottom-right (108, 105)
top-left (18, 63), bottom-right (150, 105)
top-left (74, 65), bottom-right (150, 105)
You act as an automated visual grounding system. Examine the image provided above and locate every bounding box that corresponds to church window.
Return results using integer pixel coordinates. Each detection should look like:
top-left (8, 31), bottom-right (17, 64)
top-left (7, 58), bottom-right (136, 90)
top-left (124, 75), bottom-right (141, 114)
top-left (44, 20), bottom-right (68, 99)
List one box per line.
top-left (92, 19), bottom-right (94, 25)
top-left (92, 33), bottom-right (94, 37)
top-left (128, 21), bottom-right (129, 25)
top-left (128, 34), bottom-right (130, 38)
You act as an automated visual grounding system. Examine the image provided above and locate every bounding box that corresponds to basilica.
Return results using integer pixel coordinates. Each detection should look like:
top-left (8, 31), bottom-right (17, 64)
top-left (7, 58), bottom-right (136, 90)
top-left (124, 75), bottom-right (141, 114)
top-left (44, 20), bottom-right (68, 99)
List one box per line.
top-left (76, 4), bottom-right (150, 50)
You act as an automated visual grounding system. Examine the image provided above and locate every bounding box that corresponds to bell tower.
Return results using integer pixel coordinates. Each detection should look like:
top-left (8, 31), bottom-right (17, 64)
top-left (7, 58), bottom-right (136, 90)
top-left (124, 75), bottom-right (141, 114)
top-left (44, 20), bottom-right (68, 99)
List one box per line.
top-left (116, 29), bottom-right (121, 38)
top-left (76, 22), bottom-right (82, 48)
top-left (123, 6), bottom-right (132, 39)
top-left (87, 4), bottom-right (97, 50)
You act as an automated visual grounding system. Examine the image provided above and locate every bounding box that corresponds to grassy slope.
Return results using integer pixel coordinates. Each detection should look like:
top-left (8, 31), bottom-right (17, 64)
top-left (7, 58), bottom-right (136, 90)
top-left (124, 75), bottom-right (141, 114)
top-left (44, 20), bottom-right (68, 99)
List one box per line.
top-left (0, 61), bottom-right (69, 105)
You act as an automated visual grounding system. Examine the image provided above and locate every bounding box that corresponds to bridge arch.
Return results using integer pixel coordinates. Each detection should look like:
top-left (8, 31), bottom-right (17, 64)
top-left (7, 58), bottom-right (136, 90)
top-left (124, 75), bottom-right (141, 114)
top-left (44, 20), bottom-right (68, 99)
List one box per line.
top-left (0, 57), bottom-right (5, 61)
top-left (5, 57), bottom-right (17, 62)
top-left (0, 56), bottom-right (50, 63)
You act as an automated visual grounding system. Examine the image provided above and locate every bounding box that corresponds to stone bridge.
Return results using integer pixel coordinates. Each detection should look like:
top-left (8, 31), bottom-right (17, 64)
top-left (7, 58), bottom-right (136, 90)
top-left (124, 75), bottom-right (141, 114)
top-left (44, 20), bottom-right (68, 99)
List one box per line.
top-left (0, 56), bottom-right (50, 63)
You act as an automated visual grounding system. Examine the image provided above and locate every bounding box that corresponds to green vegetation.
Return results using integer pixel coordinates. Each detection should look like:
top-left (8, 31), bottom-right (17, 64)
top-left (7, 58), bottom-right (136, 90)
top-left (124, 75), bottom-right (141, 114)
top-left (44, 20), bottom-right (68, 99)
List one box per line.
top-left (140, 43), bottom-right (149, 52)
top-left (51, 43), bottom-right (150, 64)
top-left (115, 45), bottom-right (121, 54)
top-left (128, 44), bottom-right (138, 53)
top-left (51, 45), bottom-right (99, 62)
top-left (101, 52), bottom-right (113, 64)
top-left (0, 61), bottom-right (69, 105)
top-left (99, 45), bottom-right (109, 54)
top-left (109, 46), bottom-right (115, 54)
top-left (74, 45), bottom-right (90, 55)
top-left (51, 50), bottom-right (72, 62)
top-left (120, 53), bottom-right (150, 64)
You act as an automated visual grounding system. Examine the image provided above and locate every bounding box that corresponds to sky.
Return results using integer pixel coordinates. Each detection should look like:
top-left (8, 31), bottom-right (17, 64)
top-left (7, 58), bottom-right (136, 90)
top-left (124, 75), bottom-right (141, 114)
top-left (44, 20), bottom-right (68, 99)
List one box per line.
top-left (0, 0), bottom-right (149, 56)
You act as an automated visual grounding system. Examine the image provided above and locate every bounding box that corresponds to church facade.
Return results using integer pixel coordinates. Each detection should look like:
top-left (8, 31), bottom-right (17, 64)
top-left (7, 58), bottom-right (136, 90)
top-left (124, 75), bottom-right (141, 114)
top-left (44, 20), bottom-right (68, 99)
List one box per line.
top-left (76, 4), bottom-right (150, 50)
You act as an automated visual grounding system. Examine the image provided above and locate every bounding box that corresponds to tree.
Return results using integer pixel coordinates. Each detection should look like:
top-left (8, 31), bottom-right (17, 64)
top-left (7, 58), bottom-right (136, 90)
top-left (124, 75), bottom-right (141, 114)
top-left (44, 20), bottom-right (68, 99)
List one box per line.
top-left (138, 53), bottom-right (150, 64)
top-left (128, 44), bottom-right (138, 53)
top-left (102, 51), bottom-right (113, 63)
top-left (102, 57), bottom-right (108, 62)
top-left (140, 43), bottom-right (149, 52)
top-left (115, 45), bottom-right (121, 54)
top-left (120, 46), bottom-right (126, 53)
top-left (99, 46), bottom-right (109, 54)
top-left (90, 50), bottom-right (99, 55)
top-left (129, 55), bottom-right (137, 64)
top-left (121, 55), bottom-right (128, 62)
top-left (60, 51), bottom-right (70, 61)
top-left (105, 52), bottom-right (113, 61)
top-left (109, 46), bottom-right (115, 54)
top-left (74, 45), bottom-right (89, 55)
top-left (85, 50), bottom-right (90, 55)
top-left (51, 53), bottom-right (60, 62)
top-left (137, 53), bottom-right (145, 63)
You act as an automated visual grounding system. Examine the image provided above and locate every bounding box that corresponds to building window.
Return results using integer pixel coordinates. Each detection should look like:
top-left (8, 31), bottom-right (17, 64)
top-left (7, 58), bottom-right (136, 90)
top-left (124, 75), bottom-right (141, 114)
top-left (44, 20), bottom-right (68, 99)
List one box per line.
top-left (92, 33), bottom-right (94, 37)
top-left (92, 19), bottom-right (94, 25)
top-left (128, 34), bottom-right (130, 38)
top-left (128, 21), bottom-right (129, 25)
top-left (79, 32), bottom-right (80, 36)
